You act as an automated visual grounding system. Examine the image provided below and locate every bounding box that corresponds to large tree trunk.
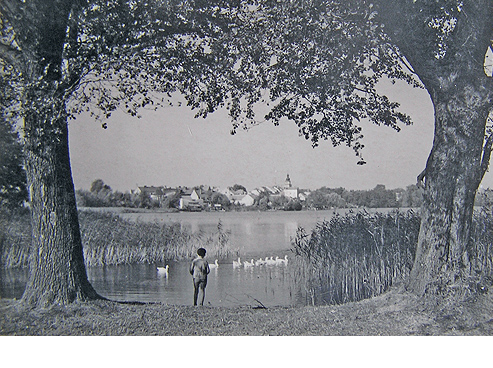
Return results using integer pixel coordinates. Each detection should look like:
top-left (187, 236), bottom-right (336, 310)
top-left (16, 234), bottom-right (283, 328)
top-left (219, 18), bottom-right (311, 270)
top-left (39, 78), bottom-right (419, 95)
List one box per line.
top-left (375, 0), bottom-right (493, 297)
top-left (22, 102), bottom-right (102, 307)
top-left (0, 0), bottom-right (103, 307)
top-left (408, 75), bottom-right (491, 296)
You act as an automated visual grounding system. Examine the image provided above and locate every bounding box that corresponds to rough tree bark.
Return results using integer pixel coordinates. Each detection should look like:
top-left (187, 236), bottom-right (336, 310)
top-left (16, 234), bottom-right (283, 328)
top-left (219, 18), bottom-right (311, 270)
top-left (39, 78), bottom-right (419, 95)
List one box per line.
top-left (409, 74), bottom-right (492, 295)
top-left (1, 0), bottom-right (102, 307)
top-left (22, 101), bottom-right (101, 307)
top-left (376, 1), bottom-right (493, 296)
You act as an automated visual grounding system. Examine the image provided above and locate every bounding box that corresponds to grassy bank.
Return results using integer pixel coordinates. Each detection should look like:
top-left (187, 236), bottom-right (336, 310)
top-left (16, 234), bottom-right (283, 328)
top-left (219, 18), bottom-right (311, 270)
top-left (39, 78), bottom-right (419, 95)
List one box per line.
top-left (1, 284), bottom-right (493, 336)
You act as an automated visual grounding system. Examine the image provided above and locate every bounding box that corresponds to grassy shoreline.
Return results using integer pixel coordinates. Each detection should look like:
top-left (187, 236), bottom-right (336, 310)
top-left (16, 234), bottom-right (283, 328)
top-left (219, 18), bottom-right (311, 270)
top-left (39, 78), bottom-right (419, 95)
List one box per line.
top-left (1, 285), bottom-right (493, 336)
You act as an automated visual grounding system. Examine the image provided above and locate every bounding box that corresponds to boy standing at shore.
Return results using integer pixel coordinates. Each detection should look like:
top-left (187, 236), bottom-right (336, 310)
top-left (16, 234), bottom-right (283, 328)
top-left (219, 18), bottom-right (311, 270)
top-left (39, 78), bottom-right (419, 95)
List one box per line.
top-left (189, 248), bottom-right (210, 306)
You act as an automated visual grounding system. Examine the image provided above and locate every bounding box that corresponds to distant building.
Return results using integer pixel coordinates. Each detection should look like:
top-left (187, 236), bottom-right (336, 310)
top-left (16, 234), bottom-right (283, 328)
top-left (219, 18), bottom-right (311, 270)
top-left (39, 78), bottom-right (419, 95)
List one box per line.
top-left (232, 194), bottom-right (255, 206)
top-left (284, 174), bottom-right (292, 189)
top-left (250, 188), bottom-right (262, 196)
top-left (298, 191), bottom-right (310, 201)
top-left (221, 187), bottom-right (235, 198)
top-left (137, 186), bottom-right (165, 202)
top-left (282, 174), bottom-right (299, 199)
top-left (179, 189), bottom-right (204, 210)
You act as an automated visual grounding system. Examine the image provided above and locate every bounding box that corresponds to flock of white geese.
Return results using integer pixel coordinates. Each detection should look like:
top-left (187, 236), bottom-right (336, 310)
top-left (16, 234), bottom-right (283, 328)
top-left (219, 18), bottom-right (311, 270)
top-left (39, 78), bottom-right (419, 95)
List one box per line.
top-left (157, 255), bottom-right (288, 276)
top-left (233, 255), bottom-right (289, 268)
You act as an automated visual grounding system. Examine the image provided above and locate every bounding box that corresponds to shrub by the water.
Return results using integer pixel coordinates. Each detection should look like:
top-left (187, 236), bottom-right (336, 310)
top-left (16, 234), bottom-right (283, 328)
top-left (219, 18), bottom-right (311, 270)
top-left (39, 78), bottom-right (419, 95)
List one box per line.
top-left (0, 209), bottom-right (237, 269)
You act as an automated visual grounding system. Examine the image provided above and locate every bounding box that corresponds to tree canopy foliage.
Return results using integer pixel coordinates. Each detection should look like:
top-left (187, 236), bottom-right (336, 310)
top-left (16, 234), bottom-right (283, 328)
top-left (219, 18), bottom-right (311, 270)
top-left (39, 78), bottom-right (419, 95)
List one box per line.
top-left (3, 0), bottom-right (417, 162)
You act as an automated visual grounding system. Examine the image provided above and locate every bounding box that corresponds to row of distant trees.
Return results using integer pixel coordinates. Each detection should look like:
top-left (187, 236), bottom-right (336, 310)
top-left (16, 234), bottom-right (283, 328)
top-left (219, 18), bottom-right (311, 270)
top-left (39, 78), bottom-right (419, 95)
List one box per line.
top-left (73, 179), bottom-right (441, 211)
top-left (76, 179), bottom-right (493, 211)
top-left (307, 184), bottom-right (492, 209)
top-left (305, 184), bottom-right (423, 209)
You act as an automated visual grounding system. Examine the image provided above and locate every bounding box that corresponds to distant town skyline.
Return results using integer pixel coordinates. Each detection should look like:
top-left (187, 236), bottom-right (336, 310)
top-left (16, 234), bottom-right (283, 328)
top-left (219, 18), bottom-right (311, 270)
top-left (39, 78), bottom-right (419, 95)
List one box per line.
top-left (68, 79), bottom-right (493, 193)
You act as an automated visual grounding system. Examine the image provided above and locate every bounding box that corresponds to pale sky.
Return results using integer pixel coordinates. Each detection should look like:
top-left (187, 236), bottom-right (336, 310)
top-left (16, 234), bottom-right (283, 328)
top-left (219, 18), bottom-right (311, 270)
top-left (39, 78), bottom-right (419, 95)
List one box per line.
top-left (68, 79), bottom-right (493, 192)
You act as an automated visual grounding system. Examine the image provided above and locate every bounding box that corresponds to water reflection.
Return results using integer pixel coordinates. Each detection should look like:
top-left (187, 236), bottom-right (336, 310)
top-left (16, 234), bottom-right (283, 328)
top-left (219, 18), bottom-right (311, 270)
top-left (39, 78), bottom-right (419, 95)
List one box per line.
top-left (0, 259), bottom-right (308, 307)
top-left (118, 209), bottom-right (342, 255)
top-left (85, 260), bottom-right (304, 307)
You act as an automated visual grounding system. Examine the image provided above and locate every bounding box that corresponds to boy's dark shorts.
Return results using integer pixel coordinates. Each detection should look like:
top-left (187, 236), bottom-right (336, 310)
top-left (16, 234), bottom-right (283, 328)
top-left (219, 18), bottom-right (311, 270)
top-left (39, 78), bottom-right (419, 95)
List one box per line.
top-left (193, 278), bottom-right (207, 289)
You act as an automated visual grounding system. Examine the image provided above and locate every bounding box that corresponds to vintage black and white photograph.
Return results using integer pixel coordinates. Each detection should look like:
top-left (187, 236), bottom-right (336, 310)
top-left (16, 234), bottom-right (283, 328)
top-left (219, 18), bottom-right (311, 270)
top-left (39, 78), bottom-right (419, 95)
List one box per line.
top-left (1, 0), bottom-right (492, 355)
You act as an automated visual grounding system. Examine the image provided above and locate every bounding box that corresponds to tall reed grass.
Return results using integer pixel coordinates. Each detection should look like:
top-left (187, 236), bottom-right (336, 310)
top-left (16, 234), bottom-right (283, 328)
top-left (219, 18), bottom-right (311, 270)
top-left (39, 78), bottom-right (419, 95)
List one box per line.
top-left (0, 210), bottom-right (238, 269)
top-left (0, 209), bottom-right (31, 269)
top-left (79, 211), bottom-right (238, 267)
top-left (292, 208), bottom-right (493, 305)
top-left (470, 206), bottom-right (493, 280)
top-left (292, 210), bottom-right (420, 305)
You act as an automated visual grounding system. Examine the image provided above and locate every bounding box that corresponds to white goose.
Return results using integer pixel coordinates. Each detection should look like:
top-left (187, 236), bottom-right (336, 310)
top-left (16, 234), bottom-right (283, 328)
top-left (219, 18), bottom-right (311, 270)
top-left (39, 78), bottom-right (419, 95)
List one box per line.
top-left (255, 258), bottom-right (265, 266)
top-left (243, 259), bottom-right (255, 268)
top-left (157, 265), bottom-right (169, 277)
top-left (280, 255), bottom-right (289, 266)
top-left (233, 257), bottom-right (242, 268)
top-left (266, 256), bottom-right (276, 266)
top-left (209, 259), bottom-right (219, 269)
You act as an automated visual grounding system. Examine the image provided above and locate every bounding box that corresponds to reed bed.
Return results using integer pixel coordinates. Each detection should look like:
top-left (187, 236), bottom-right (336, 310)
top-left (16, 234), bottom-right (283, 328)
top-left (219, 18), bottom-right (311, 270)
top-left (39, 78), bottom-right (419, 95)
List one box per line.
top-left (292, 210), bottom-right (420, 305)
top-left (470, 206), bottom-right (493, 278)
top-left (79, 211), bottom-right (237, 266)
top-left (292, 208), bottom-right (493, 305)
top-left (0, 210), bottom-right (238, 269)
top-left (0, 210), bottom-right (31, 269)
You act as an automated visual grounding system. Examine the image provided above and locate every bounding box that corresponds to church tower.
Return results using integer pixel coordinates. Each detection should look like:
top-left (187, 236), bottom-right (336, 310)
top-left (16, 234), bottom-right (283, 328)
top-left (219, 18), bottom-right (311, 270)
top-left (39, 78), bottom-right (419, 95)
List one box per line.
top-left (283, 173), bottom-right (298, 199)
top-left (284, 173), bottom-right (292, 189)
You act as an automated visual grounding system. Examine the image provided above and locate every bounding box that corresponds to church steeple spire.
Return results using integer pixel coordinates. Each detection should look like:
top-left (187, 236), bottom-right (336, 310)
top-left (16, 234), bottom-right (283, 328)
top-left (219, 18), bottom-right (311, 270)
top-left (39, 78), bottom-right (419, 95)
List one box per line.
top-left (284, 173), bottom-right (292, 188)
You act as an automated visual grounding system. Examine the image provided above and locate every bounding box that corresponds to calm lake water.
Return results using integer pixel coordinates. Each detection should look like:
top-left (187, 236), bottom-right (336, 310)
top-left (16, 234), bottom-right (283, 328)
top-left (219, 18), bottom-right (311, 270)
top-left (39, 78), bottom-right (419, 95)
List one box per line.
top-left (0, 209), bottom-right (387, 307)
top-left (118, 209), bottom-right (345, 256)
